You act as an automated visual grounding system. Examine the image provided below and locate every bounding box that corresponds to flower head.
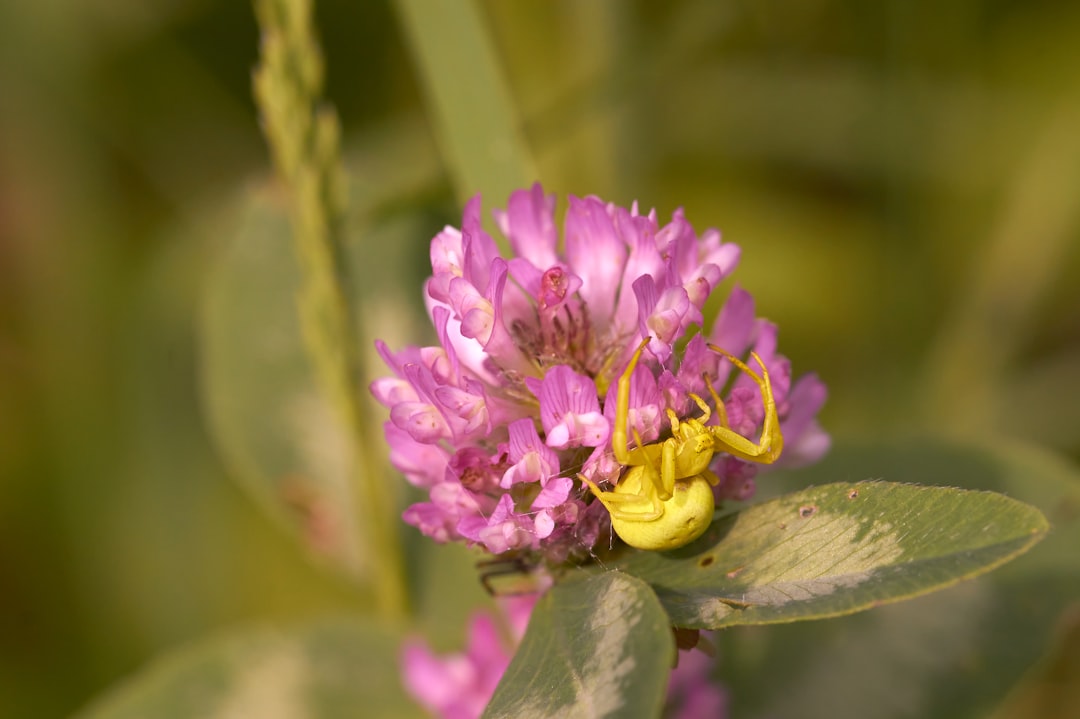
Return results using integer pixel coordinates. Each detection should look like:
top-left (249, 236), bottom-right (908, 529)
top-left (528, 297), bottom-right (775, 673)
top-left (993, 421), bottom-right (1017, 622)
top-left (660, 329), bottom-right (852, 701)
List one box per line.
top-left (372, 184), bottom-right (828, 563)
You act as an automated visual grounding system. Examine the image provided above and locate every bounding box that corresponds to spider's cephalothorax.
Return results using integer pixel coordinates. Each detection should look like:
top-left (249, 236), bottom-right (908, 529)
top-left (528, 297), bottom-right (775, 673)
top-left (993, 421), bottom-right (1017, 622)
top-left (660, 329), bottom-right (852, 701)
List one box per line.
top-left (582, 338), bottom-right (783, 551)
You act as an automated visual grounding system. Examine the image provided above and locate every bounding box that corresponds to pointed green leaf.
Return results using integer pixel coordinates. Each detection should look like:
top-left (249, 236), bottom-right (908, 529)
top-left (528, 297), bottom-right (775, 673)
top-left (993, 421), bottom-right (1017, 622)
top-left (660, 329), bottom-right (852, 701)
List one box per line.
top-left (199, 190), bottom-right (370, 573)
top-left (720, 437), bottom-right (1080, 719)
top-left (76, 619), bottom-right (425, 719)
top-left (197, 169), bottom-right (434, 578)
top-left (394, 0), bottom-right (536, 231)
top-left (483, 573), bottom-right (674, 719)
top-left (617, 481), bottom-right (1047, 629)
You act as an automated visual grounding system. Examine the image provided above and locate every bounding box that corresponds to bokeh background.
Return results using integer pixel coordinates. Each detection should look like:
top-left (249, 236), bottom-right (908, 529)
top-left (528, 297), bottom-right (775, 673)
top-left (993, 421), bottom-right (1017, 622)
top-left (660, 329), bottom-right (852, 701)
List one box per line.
top-left (2, 1), bottom-right (1079, 716)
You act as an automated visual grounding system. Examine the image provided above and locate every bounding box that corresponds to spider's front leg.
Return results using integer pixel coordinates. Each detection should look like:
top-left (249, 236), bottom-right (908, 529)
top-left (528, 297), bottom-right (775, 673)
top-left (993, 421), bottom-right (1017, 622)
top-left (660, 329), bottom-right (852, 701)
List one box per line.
top-left (705, 346), bottom-right (784, 464)
top-left (611, 337), bottom-right (652, 466)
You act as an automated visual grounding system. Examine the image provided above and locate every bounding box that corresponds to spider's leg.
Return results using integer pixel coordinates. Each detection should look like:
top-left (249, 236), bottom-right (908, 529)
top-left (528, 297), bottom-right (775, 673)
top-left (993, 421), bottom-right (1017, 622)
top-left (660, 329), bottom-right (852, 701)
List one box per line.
top-left (703, 375), bottom-right (730, 429)
top-left (705, 345), bottom-right (784, 464)
top-left (702, 468), bottom-right (721, 487)
top-left (748, 349), bottom-right (784, 462)
top-left (627, 427), bottom-right (649, 465)
top-left (612, 338), bottom-right (651, 465)
top-left (612, 504), bottom-right (663, 523)
top-left (667, 409), bottom-right (681, 436)
top-left (657, 436), bottom-right (677, 501)
top-left (580, 472), bottom-right (663, 522)
top-left (687, 392), bottom-right (712, 423)
top-left (580, 472), bottom-right (653, 506)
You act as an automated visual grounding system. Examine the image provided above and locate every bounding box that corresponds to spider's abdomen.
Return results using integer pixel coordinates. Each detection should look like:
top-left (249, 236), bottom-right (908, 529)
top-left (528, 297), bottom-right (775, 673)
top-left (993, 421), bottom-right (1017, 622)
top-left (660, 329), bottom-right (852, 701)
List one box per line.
top-left (611, 475), bottom-right (715, 551)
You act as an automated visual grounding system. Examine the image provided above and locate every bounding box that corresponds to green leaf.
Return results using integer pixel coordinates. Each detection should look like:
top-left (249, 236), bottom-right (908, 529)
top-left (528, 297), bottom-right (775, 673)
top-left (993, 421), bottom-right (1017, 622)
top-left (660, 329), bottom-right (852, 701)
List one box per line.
top-left (75, 619), bottom-right (425, 719)
top-left (197, 119), bottom-right (441, 580)
top-left (719, 436), bottom-right (1080, 719)
top-left (393, 0), bottom-right (536, 233)
top-left (199, 190), bottom-right (370, 573)
top-left (617, 481), bottom-right (1047, 629)
top-left (197, 176), bottom-right (435, 581)
top-left (483, 573), bottom-right (674, 719)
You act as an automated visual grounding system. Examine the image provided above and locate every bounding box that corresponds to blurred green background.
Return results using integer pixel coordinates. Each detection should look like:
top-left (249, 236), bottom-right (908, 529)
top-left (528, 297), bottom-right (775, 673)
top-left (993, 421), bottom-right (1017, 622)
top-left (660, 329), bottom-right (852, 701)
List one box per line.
top-left (2, 1), bottom-right (1079, 716)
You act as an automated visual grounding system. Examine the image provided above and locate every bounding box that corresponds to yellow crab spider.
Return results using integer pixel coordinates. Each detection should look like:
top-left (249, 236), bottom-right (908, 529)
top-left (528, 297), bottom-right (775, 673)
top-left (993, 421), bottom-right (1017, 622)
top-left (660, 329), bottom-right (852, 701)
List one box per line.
top-left (581, 338), bottom-right (783, 551)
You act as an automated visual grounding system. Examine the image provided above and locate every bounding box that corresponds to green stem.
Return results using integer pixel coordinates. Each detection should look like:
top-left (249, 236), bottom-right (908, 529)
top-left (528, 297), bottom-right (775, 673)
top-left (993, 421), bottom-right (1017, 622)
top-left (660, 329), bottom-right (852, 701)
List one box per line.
top-left (253, 0), bottom-right (407, 620)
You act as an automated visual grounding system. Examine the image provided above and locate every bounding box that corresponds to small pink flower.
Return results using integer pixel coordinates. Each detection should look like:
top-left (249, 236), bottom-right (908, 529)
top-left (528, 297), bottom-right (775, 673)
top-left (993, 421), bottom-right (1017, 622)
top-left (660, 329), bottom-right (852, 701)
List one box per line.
top-left (665, 643), bottom-right (728, 719)
top-left (500, 419), bottom-right (559, 488)
top-left (401, 595), bottom-right (538, 719)
top-left (526, 366), bottom-right (608, 450)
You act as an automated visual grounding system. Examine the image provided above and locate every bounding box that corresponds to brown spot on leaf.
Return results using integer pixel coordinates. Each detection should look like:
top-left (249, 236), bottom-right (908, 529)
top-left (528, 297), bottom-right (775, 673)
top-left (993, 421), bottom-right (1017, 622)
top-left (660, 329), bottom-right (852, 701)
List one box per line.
top-left (848, 488), bottom-right (859, 499)
top-left (726, 565), bottom-right (746, 579)
top-left (698, 554), bottom-right (716, 568)
top-left (799, 504), bottom-right (818, 519)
